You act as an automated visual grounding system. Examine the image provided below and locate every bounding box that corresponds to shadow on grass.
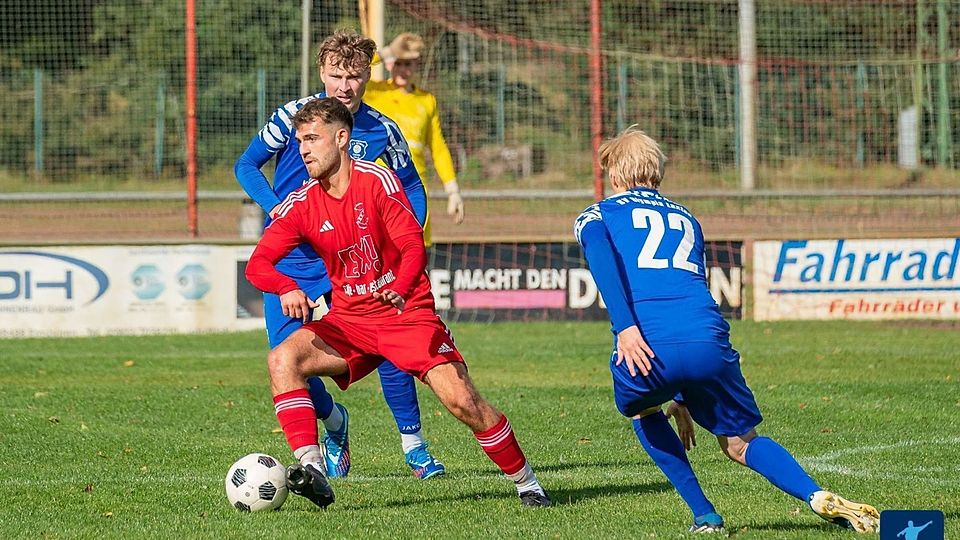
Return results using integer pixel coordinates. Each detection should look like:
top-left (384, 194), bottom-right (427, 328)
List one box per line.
top-left (735, 521), bottom-right (834, 534)
top-left (323, 478), bottom-right (676, 511)
top-left (302, 460), bottom-right (676, 511)
top-left (534, 460), bottom-right (642, 474)
top-left (546, 480), bottom-right (674, 505)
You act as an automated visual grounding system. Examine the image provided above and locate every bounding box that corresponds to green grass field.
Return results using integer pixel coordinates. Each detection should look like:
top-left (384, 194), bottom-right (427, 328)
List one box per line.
top-left (1, 321), bottom-right (958, 539)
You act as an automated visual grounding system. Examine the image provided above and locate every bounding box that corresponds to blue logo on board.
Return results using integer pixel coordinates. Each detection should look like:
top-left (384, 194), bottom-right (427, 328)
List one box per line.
top-left (176, 264), bottom-right (210, 300)
top-left (131, 264), bottom-right (164, 300)
top-left (0, 251), bottom-right (109, 305)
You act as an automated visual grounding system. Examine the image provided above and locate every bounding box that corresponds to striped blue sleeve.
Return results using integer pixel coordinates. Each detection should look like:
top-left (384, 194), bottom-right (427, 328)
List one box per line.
top-left (234, 104), bottom-right (297, 213)
top-left (576, 210), bottom-right (636, 333)
top-left (378, 118), bottom-right (427, 226)
top-left (235, 136), bottom-right (283, 212)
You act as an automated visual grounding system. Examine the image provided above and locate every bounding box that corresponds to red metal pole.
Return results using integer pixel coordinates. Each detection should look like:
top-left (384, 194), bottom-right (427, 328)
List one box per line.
top-left (185, 0), bottom-right (198, 237)
top-left (590, 0), bottom-right (603, 201)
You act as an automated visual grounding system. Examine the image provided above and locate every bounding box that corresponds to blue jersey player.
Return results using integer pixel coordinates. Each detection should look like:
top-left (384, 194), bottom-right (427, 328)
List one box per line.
top-left (234, 30), bottom-right (444, 480)
top-left (574, 126), bottom-right (879, 534)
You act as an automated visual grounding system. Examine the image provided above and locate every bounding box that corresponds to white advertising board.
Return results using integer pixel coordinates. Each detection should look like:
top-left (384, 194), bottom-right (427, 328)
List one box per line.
top-left (0, 245), bottom-right (263, 337)
top-left (754, 238), bottom-right (960, 321)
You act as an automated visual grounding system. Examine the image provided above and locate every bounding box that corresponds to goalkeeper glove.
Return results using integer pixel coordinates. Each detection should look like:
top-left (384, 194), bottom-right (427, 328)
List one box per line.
top-left (444, 180), bottom-right (465, 224)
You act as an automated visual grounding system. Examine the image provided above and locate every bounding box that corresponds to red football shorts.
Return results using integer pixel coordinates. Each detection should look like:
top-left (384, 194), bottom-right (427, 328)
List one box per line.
top-left (302, 308), bottom-right (464, 390)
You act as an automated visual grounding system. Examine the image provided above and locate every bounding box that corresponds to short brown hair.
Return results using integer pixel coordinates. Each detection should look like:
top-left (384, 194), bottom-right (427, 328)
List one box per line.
top-left (316, 29), bottom-right (377, 73)
top-left (292, 97), bottom-right (354, 132)
top-left (598, 125), bottom-right (667, 190)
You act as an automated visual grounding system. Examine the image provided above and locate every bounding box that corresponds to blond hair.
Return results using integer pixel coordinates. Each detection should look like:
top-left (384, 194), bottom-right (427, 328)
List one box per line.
top-left (316, 29), bottom-right (377, 73)
top-left (598, 125), bottom-right (667, 190)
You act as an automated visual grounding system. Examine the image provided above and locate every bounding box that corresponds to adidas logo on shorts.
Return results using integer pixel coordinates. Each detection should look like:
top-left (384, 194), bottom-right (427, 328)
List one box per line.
top-left (437, 342), bottom-right (454, 354)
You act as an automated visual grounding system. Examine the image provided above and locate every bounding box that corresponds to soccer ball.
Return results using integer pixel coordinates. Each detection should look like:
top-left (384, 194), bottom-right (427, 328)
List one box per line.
top-left (224, 453), bottom-right (289, 512)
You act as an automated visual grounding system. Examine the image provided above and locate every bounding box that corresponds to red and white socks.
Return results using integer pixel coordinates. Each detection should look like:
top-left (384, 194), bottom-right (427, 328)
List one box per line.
top-left (474, 415), bottom-right (545, 496)
top-left (274, 388), bottom-right (323, 465)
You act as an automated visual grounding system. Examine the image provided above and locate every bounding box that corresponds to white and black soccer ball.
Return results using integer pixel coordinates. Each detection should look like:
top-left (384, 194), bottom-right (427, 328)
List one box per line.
top-left (224, 453), bottom-right (288, 512)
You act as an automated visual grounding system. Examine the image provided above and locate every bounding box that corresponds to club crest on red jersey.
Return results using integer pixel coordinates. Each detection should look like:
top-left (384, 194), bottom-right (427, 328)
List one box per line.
top-left (354, 202), bottom-right (368, 229)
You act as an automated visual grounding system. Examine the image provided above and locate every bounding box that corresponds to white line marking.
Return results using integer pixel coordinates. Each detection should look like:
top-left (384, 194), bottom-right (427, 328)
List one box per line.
top-left (799, 437), bottom-right (960, 486)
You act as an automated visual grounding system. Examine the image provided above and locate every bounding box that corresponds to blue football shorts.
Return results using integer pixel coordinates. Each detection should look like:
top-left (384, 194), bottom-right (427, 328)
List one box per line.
top-left (610, 339), bottom-right (763, 437)
top-left (263, 257), bottom-right (331, 348)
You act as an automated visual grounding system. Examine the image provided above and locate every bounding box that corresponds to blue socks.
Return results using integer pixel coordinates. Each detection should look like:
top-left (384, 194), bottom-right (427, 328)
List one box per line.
top-left (306, 376), bottom-right (335, 419)
top-left (633, 413), bottom-right (716, 518)
top-left (744, 436), bottom-right (821, 501)
top-left (377, 361), bottom-right (422, 434)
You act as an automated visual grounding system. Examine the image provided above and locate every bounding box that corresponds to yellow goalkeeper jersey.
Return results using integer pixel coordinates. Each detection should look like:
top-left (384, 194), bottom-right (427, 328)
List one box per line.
top-left (365, 79), bottom-right (458, 245)
top-left (364, 80), bottom-right (457, 186)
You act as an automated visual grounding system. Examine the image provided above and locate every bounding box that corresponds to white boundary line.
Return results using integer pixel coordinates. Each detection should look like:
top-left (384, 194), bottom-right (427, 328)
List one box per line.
top-left (800, 436), bottom-right (960, 486)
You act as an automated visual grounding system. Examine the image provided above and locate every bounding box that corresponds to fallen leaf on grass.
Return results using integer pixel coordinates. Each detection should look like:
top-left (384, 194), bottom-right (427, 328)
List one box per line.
top-left (48, 416), bottom-right (60, 423)
top-left (123, 360), bottom-right (135, 367)
top-left (102, 512), bottom-right (113, 518)
top-left (34, 391), bottom-right (49, 398)
top-left (84, 484), bottom-right (93, 493)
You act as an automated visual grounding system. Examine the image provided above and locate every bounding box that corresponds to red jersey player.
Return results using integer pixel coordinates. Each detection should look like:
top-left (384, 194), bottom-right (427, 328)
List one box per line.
top-left (245, 97), bottom-right (551, 509)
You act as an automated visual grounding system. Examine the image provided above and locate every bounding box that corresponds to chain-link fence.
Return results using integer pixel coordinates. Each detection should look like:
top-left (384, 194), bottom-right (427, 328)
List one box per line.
top-left (1, 1), bottom-right (958, 243)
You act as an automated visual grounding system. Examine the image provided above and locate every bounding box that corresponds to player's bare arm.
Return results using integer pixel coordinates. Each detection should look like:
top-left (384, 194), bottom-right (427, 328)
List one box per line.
top-left (616, 325), bottom-right (654, 377)
top-left (279, 289), bottom-right (320, 323)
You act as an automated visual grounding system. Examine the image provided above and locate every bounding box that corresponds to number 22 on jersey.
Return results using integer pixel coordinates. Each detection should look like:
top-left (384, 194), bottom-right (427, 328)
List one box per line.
top-left (631, 208), bottom-right (699, 274)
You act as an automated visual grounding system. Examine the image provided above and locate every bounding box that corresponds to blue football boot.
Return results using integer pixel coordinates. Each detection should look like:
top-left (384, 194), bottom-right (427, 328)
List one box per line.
top-left (689, 512), bottom-right (725, 534)
top-left (322, 403), bottom-right (350, 478)
top-left (404, 443), bottom-right (446, 479)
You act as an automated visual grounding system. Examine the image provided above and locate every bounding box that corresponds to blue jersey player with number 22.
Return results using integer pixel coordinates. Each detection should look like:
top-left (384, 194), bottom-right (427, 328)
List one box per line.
top-left (574, 125), bottom-right (880, 534)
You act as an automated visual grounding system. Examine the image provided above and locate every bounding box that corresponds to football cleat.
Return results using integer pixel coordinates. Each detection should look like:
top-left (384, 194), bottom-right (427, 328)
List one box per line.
top-left (404, 443), bottom-right (446, 479)
top-left (808, 490), bottom-right (879, 533)
top-left (519, 490), bottom-right (553, 507)
top-left (689, 512), bottom-right (725, 534)
top-left (322, 403), bottom-right (351, 478)
top-left (285, 463), bottom-right (334, 509)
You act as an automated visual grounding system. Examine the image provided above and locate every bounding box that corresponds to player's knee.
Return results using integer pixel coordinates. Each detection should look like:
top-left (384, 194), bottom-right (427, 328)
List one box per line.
top-left (267, 346), bottom-right (302, 380)
top-left (442, 391), bottom-right (481, 420)
top-left (720, 437), bottom-right (749, 465)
